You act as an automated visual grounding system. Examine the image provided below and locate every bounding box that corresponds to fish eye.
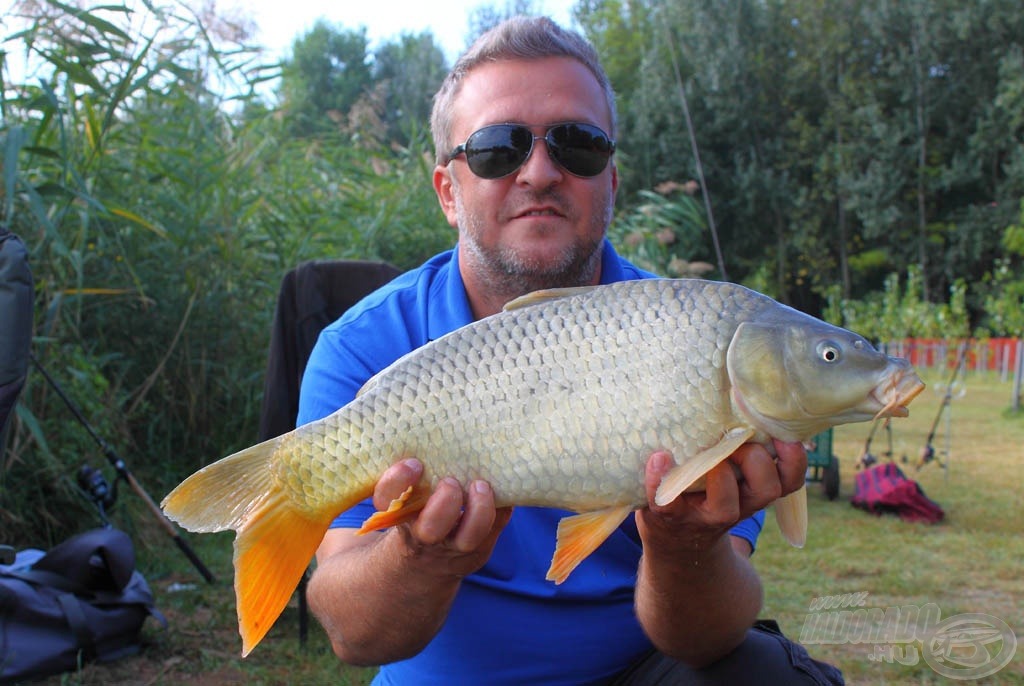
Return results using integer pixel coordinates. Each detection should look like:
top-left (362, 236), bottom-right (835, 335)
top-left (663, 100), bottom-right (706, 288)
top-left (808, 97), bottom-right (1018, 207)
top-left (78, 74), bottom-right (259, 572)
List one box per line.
top-left (817, 341), bottom-right (841, 364)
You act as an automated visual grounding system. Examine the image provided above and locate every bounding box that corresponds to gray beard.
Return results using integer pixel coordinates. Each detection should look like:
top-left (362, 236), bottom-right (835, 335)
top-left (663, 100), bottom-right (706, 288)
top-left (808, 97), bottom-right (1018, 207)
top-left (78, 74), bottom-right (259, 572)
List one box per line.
top-left (462, 232), bottom-right (603, 298)
top-left (455, 190), bottom-right (609, 302)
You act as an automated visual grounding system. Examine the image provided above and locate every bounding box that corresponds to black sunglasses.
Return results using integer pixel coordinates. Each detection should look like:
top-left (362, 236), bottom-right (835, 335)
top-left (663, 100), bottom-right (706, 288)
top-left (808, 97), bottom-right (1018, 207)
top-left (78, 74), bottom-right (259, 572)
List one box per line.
top-left (446, 122), bottom-right (616, 179)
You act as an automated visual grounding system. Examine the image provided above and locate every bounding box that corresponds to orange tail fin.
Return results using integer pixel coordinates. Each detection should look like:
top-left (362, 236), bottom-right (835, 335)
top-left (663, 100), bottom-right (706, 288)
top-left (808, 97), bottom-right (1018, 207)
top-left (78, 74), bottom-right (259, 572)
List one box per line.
top-left (232, 493), bottom-right (328, 655)
top-left (162, 437), bottom-right (369, 656)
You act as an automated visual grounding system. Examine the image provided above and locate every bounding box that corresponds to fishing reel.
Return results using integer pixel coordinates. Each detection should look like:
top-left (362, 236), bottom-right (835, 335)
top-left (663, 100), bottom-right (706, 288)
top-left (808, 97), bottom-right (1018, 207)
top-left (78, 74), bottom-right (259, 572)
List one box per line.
top-left (915, 444), bottom-right (945, 471)
top-left (77, 463), bottom-right (118, 523)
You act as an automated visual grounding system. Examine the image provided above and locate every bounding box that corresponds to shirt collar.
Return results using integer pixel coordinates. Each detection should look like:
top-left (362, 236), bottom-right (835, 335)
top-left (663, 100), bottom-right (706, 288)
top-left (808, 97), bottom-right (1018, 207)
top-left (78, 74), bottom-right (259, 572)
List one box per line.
top-left (597, 239), bottom-right (626, 285)
top-left (427, 247), bottom-right (476, 341)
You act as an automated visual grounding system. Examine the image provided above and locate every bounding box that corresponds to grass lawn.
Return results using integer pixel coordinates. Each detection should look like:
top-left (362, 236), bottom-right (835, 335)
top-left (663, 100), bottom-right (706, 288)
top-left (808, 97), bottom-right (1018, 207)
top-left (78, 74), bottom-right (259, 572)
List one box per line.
top-left (37, 373), bottom-right (1022, 684)
top-left (756, 372), bottom-right (1023, 684)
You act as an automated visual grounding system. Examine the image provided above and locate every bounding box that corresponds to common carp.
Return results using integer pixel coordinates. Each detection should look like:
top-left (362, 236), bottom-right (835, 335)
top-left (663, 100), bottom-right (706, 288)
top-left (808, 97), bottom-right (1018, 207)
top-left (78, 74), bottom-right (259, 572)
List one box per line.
top-left (162, 278), bottom-right (924, 656)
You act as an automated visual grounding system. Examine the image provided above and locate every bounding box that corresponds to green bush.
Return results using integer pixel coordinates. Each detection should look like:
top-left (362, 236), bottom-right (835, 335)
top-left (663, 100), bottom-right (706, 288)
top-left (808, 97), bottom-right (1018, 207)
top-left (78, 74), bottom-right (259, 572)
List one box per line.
top-left (0, 3), bottom-right (448, 545)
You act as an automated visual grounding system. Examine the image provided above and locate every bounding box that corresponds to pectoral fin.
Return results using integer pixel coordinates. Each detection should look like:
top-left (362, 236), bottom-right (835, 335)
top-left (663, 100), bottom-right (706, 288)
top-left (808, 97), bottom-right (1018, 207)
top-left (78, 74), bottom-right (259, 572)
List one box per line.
top-left (774, 485), bottom-right (807, 548)
top-left (546, 505), bottom-right (633, 584)
top-left (654, 428), bottom-right (755, 506)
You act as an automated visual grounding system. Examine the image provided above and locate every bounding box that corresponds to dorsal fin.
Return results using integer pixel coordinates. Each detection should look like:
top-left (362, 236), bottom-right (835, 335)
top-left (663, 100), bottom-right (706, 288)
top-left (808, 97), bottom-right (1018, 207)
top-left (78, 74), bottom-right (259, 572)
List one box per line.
top-left (356, 345), bottom-right (420, 397)
top-left (503, 286), bottom-right (600, 312)
top-left (356, 369), bottom-right (383, 398)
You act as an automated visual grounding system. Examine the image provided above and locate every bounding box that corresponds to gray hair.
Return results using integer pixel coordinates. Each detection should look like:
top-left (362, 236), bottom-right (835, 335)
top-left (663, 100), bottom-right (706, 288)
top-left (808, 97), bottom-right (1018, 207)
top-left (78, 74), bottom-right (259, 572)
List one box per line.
top-left (429, 16), bottom-right (618, 164)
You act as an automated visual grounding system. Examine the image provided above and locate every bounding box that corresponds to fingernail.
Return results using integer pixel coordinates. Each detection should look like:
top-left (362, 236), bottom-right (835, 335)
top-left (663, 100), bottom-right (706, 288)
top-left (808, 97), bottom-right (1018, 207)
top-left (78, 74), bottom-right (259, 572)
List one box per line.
top-left (473, 480), bottom-right (490, 495)
top-left (652, 451), bottom-right (673, 471)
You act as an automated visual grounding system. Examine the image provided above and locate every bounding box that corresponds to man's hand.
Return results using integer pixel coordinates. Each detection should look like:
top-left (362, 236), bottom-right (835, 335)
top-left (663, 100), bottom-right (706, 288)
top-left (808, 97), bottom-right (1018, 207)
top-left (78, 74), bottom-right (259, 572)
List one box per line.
top-left (371, 458), bottom-right (513, 578)
top-left (637, 440), bottom-right (807, 552)
top-left (309, 458), bottom-right (511, 665)
top-left (632, 440), bottom-right (807, 667)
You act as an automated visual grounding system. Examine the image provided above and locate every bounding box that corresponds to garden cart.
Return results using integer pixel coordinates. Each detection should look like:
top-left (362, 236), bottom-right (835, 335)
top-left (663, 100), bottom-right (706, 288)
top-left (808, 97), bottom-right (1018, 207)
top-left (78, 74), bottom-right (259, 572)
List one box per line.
top-left (805, 429), bottom-right (840, 500)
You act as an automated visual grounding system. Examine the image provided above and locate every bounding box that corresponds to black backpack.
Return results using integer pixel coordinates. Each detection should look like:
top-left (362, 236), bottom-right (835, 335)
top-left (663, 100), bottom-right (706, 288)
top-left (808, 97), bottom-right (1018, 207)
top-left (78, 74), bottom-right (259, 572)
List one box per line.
top-left (0, 528), bottom-right (166, 683)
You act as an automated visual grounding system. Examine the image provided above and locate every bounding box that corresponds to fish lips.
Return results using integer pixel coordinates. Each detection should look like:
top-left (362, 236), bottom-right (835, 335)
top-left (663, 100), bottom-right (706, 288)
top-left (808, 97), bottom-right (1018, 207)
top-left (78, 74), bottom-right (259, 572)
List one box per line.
top-left (871, 363), bottom-right (926, 420)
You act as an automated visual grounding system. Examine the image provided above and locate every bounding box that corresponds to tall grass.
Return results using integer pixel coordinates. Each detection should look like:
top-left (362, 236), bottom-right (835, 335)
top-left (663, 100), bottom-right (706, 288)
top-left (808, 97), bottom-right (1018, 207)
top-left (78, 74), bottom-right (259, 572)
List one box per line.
top-left (1, 2), bottom-right (450, 545)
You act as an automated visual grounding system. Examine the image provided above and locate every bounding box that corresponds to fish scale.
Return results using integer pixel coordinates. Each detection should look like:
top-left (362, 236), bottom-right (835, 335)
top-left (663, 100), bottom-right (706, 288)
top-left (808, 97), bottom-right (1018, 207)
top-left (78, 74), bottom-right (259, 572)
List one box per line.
top-left (162, 277), bottom-right (925, 656)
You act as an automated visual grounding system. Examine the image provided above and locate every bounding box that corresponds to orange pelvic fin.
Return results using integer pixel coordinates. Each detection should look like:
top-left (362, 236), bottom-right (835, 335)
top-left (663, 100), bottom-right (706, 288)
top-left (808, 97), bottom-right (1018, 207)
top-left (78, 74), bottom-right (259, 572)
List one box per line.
top-left (357, 485), bottom-right (431, 534)
top-left (546, 505), bottom-right (633, 584)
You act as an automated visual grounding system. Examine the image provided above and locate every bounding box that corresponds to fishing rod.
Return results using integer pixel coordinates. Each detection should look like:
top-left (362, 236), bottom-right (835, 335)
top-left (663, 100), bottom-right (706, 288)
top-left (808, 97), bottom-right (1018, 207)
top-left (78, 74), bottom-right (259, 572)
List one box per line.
top-left (29, 351), bottom-right (215, 583)
top-left (917, 342), bottom-right (968, 472)
top-left (857, 416), bottom-right (893, 470)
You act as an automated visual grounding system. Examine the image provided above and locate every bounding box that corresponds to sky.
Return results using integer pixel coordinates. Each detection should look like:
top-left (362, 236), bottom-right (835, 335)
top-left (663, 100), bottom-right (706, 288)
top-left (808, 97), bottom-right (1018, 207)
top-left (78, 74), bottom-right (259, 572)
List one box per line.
top-left (0, 0), bottom-right (579, 97)
top-left (239, 0), bottom-right (579, 64)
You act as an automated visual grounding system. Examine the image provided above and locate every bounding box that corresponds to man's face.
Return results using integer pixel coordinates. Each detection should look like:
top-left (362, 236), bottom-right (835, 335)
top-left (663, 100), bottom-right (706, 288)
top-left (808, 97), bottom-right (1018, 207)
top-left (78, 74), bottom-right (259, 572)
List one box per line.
top-left (433, 56), bottom-right (618, 298)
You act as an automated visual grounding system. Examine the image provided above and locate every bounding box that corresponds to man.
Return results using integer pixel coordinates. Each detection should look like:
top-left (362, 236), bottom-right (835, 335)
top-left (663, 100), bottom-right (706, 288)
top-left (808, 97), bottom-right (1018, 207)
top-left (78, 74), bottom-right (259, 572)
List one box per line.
top-left (301, 16), bottom-right (842, 685)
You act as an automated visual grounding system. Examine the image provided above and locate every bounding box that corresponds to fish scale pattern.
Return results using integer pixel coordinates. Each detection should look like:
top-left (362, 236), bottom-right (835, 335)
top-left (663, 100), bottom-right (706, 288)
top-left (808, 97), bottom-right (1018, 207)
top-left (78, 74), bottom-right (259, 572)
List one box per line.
top-left (284, 279), bottom-right (774, 514)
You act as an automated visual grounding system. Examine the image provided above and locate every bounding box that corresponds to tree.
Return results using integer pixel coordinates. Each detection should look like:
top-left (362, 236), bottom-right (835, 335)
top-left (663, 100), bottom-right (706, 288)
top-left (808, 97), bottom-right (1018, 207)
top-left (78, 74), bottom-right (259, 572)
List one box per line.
top-left (577, 0), bottom-right (1024, 326)
top-left (465, 0), bottom-right (541, 47)
top-left (981, 200), bottom-right (1024, 338)
top-left (277, 21), bottom-right (372, 137)
top-left (372, 32), bottom-right (448, 146)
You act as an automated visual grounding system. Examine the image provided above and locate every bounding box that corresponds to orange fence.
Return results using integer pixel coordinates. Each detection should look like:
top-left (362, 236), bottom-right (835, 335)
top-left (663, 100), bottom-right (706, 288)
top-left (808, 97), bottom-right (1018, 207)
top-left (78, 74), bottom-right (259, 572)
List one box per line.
top-left (880, 338), bottom-right (1023, 379)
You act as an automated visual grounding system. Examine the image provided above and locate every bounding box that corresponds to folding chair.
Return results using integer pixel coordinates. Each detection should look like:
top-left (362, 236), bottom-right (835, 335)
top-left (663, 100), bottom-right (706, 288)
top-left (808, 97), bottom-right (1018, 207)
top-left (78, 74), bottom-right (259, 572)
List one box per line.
top-left (0, 228), bottom-right (33, 453)
top-left (1, 227), bottom-right (33, 564)
top-left (258, 259), bottom-right (401, 644)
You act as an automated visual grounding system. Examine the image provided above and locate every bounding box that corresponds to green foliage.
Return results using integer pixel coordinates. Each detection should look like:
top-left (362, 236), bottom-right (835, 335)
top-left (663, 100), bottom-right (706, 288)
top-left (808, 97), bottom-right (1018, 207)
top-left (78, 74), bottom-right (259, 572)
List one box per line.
top-left (277, 21), bottom-right (448, 145)
top-left (608, 182), bottom-right (715, 277)
top-left (0, 2), bottom-right (448, 545)
top-left (373, 33), bottom-right (448, 146)
top-left (822, 266), bottom-right (969, 341)
top-left (977, 199), bottom-right (1024, 337)
top-left (1003, 199), bottom-right (1024, 257)
top-left (278, 22), bottom-right (373, 137)
top-left (578, 0), bottom-right (1024, 312)
top-left (981, 259), bottom-right (1024, 338)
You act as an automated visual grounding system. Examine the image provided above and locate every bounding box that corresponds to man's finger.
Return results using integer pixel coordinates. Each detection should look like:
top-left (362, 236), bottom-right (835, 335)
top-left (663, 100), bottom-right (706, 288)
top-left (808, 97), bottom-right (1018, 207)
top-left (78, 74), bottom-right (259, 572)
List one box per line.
top-left (643, 451), bottom-right (675, 505)
top-left (411, 477), bottom-right (464, 545)
top-left (729, 444), bottom-right (782, 506)
top-left (701, 459), bottom-right (741, 523)
top-left (773, 439), bottom-right (809, 495)
top-left (372, 458), bottom-right (424, 511)
top-left (450, 480), bottom-right (498, 553)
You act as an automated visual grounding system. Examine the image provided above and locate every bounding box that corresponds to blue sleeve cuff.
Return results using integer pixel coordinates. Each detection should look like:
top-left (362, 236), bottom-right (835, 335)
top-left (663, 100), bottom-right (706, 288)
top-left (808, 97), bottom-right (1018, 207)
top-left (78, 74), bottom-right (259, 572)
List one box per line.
top-left (728, 510), bottom-right (766, 553)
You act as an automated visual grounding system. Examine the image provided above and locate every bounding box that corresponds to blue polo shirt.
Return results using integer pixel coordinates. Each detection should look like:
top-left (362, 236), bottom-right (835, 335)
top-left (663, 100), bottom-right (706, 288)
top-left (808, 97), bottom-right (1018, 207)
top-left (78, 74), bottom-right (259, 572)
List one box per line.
top-left (298, 241), bottom-right (765, 685)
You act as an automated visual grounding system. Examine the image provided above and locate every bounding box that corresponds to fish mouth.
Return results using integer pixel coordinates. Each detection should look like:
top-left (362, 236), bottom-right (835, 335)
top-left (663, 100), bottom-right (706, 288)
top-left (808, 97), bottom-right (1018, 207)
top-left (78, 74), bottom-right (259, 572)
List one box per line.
top-left (871, 367), bottom-right (926, 420)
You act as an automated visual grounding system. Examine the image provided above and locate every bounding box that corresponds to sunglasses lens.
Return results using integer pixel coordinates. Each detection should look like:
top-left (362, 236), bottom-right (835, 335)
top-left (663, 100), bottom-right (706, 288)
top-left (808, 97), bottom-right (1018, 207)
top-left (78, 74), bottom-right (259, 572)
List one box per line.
top-left (547, 124), bottom-right (614, 177)
top-left (464, 125), bottom-right (533, 179)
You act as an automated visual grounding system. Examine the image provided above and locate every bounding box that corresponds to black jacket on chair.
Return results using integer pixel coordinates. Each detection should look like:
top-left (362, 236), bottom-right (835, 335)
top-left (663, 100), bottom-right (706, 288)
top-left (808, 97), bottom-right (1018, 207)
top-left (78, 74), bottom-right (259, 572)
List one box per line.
top-left (0, 228), bottom-right (33, 448)
top-left (258, 259), bottom-right (401, 440)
